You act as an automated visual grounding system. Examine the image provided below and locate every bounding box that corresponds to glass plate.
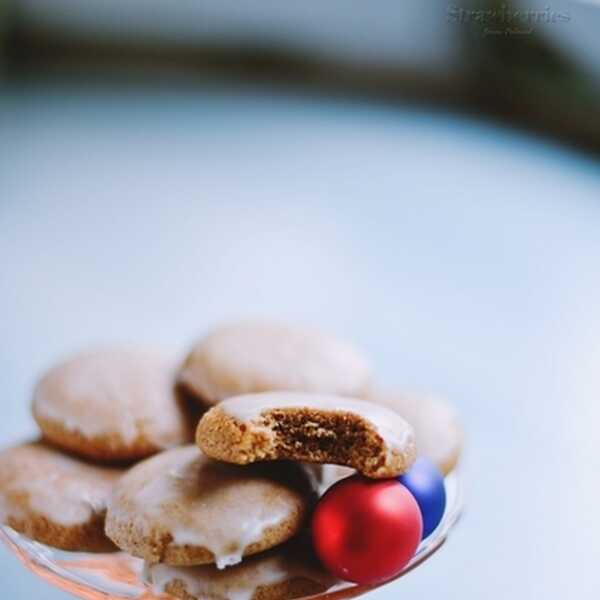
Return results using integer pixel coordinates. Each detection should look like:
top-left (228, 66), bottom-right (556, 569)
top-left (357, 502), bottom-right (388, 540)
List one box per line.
top-left (0, 471), bottom-right (463, 600)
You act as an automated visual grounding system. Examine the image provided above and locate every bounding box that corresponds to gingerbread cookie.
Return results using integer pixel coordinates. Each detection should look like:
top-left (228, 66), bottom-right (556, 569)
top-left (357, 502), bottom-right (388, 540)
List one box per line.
top-left (370, 390), bottom-right (463, 475)
top-left (0, 441), bottom-right (122, 552)
top-left (196, 392), bottom-right (416, 479)
top-left (177, 320), bottom-right (372, 408)
top-left (105, 445), bottom-right (314, 568)
top-left (145, 543), bottom-right (336, 600)
top-left (32, 346), bottom-right (192, 462)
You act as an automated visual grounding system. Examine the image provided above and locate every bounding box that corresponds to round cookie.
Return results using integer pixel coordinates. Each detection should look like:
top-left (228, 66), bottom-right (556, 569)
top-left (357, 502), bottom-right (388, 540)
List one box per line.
top-left (196, 392), bottom-right (416, 479)
top-left (105, 445), bottom-right (315, 568)
top-left (370, 389), bottom-right (463, 475)
top-left (0, 441), bottom-right (122, 552)
top-left (32, 346), bottom-right (192, 462)
top-left (177, 320), bottom-right (372, 408)
top-left (146, 543), bottom-right (337, 600)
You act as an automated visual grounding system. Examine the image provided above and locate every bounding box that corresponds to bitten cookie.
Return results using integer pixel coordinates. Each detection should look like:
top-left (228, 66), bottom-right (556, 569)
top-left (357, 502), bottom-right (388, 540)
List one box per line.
top-left (105, 445), bottom-right (314, 568)
top-left (32, 346), bottom-right (192, 462)
top-left (0, 441), bottom-right (122, 552)
top-left (177, 320), bottom-right (372, 408)
top-left (196, 392), bottom-right (416, 479)
top-left (370, 390), bottom-right (463, 475)
top-left (146, 543), bottom-right (336, 600)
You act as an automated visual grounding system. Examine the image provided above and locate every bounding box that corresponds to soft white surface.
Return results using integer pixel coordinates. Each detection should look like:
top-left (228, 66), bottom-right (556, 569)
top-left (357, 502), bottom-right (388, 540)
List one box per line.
top-left (1, 82), bottom-right (600, 598)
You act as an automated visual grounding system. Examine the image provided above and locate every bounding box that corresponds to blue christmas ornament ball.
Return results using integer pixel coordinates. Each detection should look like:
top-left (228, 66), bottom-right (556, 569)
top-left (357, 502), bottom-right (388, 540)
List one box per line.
top-left (398, 456), bottom-right (446, 539)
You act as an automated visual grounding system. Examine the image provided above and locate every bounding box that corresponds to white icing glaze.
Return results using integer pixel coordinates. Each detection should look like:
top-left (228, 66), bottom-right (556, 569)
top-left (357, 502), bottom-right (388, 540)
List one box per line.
top-left (146, 546), bottom-right (336, 600)
top-left (0, 442), bottom-right (121, 526)
top-left (219, 392), bottom-right (415, 459)
top-left (180, 320), bottom-right (372, 403)
top-left (371, 389), bottom-right (463, 473)
top-left (148, 558), bottom-right (287, 600)
top-left (107, 446), bottom-right (309, 569)
top-left (33, 346), bottom-right (188, 448)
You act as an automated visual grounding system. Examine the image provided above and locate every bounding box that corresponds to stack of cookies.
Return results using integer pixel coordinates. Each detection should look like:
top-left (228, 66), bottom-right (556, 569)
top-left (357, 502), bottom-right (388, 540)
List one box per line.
top-left (0, 320), bottom-right (462, 600)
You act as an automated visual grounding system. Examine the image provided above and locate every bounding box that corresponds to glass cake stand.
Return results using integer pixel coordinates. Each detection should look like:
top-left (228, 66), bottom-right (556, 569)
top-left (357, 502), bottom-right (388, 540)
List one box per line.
top-left (0, 472), bottom-right (463, 600)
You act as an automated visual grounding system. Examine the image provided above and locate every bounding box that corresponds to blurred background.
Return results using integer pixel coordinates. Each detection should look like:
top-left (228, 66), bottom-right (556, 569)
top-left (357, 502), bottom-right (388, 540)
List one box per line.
top-left (1, 1), bottom-right (599, 598)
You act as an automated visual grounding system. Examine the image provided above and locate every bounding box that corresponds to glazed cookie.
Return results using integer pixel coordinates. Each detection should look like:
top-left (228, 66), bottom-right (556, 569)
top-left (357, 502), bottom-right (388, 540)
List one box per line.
top-left (370, 390), bottom-right (463, 475)
top-left (146, 544), bottom-right (337, 600)
top-left (196, 392), bottom-right (416, 479)
top-left (105, 445), bottom-right (314, 568)
top-left (177, 320), bottom-right (372, 408)
top-left (0, 441), bottom-right (122, 552)
top-left (32, 346), bottom-right (192, 462)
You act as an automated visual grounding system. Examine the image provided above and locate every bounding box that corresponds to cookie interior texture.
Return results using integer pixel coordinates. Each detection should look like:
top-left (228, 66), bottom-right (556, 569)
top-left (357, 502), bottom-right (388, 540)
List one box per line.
top-left (0, 441), bottom-right (121, 552)
top-left (177, 320), bottom-right (372, 408)
top-left (32, 346), bottom-right (193, 462)
top-left (196, 393), bottom-right (416, 479)
top-left (105, 445), bottom-right (315, 568)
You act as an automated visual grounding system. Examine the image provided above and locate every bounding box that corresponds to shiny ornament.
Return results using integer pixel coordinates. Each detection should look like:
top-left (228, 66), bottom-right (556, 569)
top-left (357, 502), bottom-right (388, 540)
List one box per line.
top-left (312, 475), bottom-right (422, 584)
top-left (399, 456), bottom-right (446, 538)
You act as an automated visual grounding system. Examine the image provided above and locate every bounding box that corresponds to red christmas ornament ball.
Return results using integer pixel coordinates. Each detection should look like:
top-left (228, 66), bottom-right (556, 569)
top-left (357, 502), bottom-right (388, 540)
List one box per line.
top-left (312, 475), bottom-right (422, 585)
